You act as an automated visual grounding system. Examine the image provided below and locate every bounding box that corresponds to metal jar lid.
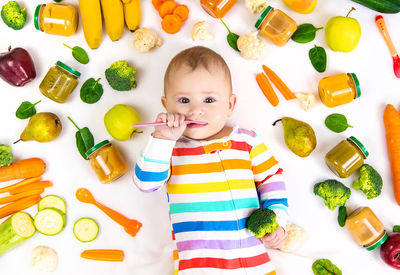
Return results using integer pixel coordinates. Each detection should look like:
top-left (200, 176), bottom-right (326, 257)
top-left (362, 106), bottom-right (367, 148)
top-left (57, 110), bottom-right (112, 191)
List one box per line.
top-left (349, 73), bottom-right (361, 98)
top-left (255, 6), bottom-right (273, 29)
top-left (85, 140), bottom-right (110, 158)
top-left (365, 232), bottom-right (388, 251)
top-left (348, 136), bottom-right (369, 158)
top-left (56, 61), bottom-right (81, 77)
top-left (34, 4), bottom-right (44, 31)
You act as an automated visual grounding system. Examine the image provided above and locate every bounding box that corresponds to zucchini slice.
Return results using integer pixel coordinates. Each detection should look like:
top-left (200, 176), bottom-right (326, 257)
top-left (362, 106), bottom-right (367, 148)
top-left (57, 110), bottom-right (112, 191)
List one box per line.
top-left (34, 208), bottom-right (65, 236)
top-left (38, 195), bottom-right (67, 214)
top-left (73, 218), bottom-right (99, 242)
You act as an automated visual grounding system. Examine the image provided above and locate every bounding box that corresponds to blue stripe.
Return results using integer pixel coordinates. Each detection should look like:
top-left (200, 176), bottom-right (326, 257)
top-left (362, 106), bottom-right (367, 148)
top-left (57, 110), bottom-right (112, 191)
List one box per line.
top-left (173, 218), bottom-right (248, 233)
top-left (267, 205), bottom-right (289, 216)
top-left (134, 164), bottom-right (169, 182)
top-left (262, 198), bottom-right (288, 208)
top-left (141, 153), bottom-right (170, 165)
top-left (170, 198), bottom-right (259, 214)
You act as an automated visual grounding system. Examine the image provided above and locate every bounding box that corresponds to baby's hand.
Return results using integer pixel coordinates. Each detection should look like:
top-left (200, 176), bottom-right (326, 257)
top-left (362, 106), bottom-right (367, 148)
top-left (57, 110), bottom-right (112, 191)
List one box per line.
top-left (261, 226), bottom-right (286, 249)
top-left (152, 112), bottom-right (186, 141)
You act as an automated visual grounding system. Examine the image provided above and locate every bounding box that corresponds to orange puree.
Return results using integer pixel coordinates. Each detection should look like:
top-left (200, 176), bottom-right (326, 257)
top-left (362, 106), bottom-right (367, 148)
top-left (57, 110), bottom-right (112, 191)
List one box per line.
top-left (34, 4), bottom-right (78, 36)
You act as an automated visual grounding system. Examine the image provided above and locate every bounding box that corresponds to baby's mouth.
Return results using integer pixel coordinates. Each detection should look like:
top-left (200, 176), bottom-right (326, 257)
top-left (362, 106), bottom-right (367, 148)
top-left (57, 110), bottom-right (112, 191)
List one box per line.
top-left (186, 121), bottom-right (208, 128)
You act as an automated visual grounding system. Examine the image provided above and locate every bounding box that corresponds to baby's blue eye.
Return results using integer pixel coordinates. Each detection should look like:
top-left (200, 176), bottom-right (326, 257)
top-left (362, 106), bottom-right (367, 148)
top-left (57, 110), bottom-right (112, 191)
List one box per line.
top-left (204, 97), bottom-right (215, 103)
top-left (179, 97), bottom-right (190, 103)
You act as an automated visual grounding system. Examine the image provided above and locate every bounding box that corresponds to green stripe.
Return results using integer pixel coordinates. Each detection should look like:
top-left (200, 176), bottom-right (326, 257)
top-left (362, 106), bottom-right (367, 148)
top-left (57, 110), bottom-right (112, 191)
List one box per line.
top-left (170, 198), bottom-right (259, 214)
top-left (267, 205), bottom-right (289, 215)
top-left (141, 153), bottom-right (170, 165)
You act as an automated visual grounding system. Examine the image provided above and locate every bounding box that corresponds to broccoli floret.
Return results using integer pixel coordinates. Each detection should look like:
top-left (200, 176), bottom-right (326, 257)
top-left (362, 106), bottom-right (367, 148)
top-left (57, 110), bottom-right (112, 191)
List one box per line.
top-left (1, 1), bottom-right (27, 30)
top-left (247, 208), bottom-right (279, 238)
top-left (105, 60), bottom-right (137, 91)
top-left (352, 164), bottom-right (383, 199)
top-left (0, 144), bottom-right (13, 167)
top-left (313, 179), bottom-right (351, 211)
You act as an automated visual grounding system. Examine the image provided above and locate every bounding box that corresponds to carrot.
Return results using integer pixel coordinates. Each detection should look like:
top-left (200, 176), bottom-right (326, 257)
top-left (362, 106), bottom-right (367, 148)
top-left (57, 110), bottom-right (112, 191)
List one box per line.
top-left (152, 0), bottom-right (167, 10)
top-left (262, 65), bottom-right (296, 100)
top-left (0, 176), bottom-right (41, 194)
top-left (9, 181), bottom-right (52, 195)
top-left (0, 158), bottom-right (46, 183)
top-left (0, 195), bottom-right (41, 219)
top-left (161, 14), bottom-right (182, 34)
top-left (0, 189), bottom-right (44, 205)
top-left (383, 104), bottom-right (400, 205)
top-left (255, 73), bottom-right (279, 107)
top-left (158, 1), bottom-right (176, 18)
top-left (80, 249), bottom-right (125, 262)
top-left (173, 4), bottom-right (189, 21)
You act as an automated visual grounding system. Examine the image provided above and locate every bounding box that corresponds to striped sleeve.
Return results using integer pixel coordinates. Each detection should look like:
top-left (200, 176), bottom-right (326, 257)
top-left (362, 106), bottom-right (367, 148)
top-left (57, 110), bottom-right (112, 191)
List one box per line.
top-left (133, 136), bottom-right (176, 193)
top-left (249, 135), bottom-right (288, 230)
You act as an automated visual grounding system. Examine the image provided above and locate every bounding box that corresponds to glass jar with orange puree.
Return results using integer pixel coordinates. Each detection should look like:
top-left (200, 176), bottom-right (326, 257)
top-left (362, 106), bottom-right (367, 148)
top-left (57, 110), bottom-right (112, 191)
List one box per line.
top-left (34, 3), bottom-right (78, 36)
top-left (318, 73), bottom-right (361, 107)
top-left (200, 0), bottom-right (237, 18)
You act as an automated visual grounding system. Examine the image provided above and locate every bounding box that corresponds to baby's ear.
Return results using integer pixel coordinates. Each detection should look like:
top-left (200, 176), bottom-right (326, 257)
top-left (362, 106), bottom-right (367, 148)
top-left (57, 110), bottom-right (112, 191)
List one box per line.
top-left (228, 94), bottom-right (237, 115)
top-left (161, 96), bottom-right (167, 109)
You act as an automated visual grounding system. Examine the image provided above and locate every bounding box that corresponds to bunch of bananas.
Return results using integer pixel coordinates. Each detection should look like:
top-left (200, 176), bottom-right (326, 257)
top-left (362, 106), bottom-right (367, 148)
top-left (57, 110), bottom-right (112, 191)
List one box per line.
top-left (78, 0), bottom-right (141, 49)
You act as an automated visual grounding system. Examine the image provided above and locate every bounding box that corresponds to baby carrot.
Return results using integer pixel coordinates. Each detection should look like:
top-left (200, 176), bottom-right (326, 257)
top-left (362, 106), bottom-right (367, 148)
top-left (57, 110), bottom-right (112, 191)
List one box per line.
top-left (0, 177), bottom-right (41, 194)
top-left (10, 181), bottom-right (53, 195)
top-left (0, 195), bottom-right (41, 219)
top-left (161, 14), bottom-right (182, 34)
top-left (255, 73), bottom-right (279, 107)
top-left (152, 0), bottom-right (167, 10)
top-left (0, 189), bottom-right (44, 205)
top-left (81, 249), bottom-right (125, 262)
top-left (158, 1), bottom-right (176, 18)
top-left (262, 65), bottom-right (296, 100)
top-left (0, 158), bottom-right (46, 183)
top-left (173, 4), bottom-right (189, 21)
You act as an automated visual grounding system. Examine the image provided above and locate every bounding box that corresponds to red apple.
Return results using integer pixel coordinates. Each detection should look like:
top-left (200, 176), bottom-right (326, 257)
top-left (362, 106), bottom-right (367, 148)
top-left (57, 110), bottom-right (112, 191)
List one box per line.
top-left (0, 46), bottom-right (36, 87)
top-left (380, 233), bottom-right (400, 269)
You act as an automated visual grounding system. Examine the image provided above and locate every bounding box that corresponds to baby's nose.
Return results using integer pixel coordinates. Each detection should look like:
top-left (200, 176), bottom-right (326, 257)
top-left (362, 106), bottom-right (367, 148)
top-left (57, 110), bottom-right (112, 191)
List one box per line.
top-left (188, 105), bottom-right (205, 117)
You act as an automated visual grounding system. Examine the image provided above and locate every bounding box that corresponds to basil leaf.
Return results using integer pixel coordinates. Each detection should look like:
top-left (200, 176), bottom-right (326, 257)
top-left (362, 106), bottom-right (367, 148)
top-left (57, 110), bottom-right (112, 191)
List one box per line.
top-left (63, 43), bottom-right (89, 64)
top-left (309, 45), bottom-right (327, 73)
top-left (312, 259), bottom-right (342, 275)
top-left (15, 100), bottom-right (41, 119)
top-left (220, 19), bottom-right (240, 52)
top-left (291, 23), bottom-right (323, 43)
top-left (80, 78), bottom-right (103, 104)
top-left (325, 113), bottom-right (353, 133)
top-left (337, 205), bottom-right (347, 227)
top-left (67, 116), bottom-right (95, 160)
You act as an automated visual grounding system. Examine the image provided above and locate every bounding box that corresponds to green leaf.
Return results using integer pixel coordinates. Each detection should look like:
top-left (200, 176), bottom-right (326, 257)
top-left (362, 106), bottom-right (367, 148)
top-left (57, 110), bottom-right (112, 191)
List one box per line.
top-left (80, 78), bottom-right (103, 104)
top-left (309, 45), bottom-right (327, 73)
top-left (337, 205), bottom-right (347, 227)
top-left (220, 19), bottom-right (240, 52)
top-left (63, 43), bottom-right (89, 64)
top-left (15, 100), bottom-right (41, 119)
top-left (325, 113), bottom-right (353, 133)
top-left (393, 225), bottom-right (400, 233)
top-left (291, 23), bottom-right (323, 43)
top-left (67, 116), bottom-right (95, 160)
top-left (312, 259), bottom-right (342, 275)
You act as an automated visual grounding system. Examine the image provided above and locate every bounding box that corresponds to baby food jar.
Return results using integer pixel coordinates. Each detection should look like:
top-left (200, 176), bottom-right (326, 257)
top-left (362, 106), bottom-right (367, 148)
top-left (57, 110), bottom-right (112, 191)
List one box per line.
top-left (325, 136), bottom-right (369, 178)
top-left (200, 0), bottom-right (238, 18)
top-left (345, 207), bottom-right (388, 251)
top-left (39, 61), bottom-right (80, 103)
top-left (85, 140), bottom-right (128, 184)
top-left (255, 6), bottom-right (297, 46)
top-left (34, 3), bottom-right (78, 36)
top-left (318, 73), bottom-right (361, 107)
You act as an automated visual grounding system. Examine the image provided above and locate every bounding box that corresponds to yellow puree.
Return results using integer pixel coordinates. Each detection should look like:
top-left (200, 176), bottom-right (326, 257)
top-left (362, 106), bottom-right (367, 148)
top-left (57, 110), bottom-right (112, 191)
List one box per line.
top-left (39, 4), bottom-right (78, 36)
top-left (319, 73), bottom-right (357, 107)
top-left (258, 9), bottom-right (297, 46)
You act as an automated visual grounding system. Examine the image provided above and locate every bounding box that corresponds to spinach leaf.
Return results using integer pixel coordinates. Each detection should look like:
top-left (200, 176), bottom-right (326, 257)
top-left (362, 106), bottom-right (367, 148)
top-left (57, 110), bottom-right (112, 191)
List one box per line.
top-left (312, 259), bottom-right (342, 275)
top-left (309, 45), bottom-right (327, 73)
top-left (325, 113), bottom-right (353, 133)
top-left (291, 23), bottom-right (323, 43)
top-left (15, 100), bottom-right (41, 119)
top-left (220, 19), bottom-right (240, 52)
top-left (67, 116), bottom-right (95, 160)
top-left (63, 43), bottom-right (89, 64)
top-left (80, 78), bottom-right (103, 104)
top-left (337, 205), bottom-right (347, 227)
top-left (393, 225), bottom-right (400, 232)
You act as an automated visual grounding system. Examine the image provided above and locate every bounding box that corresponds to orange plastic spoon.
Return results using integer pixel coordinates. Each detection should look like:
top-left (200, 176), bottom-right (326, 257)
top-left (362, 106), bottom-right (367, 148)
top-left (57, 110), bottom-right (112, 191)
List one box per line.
top-left (76, 188), bottom-right (142, 237)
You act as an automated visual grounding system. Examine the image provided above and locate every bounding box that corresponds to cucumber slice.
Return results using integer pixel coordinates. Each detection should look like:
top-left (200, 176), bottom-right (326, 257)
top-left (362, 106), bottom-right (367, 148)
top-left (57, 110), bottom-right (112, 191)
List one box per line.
top-left (73, 218), bottom-right (99, 242)
top-left (38, 195), bottom-right (67, 214)
top-left (34, 208), bottom-right (66, 236)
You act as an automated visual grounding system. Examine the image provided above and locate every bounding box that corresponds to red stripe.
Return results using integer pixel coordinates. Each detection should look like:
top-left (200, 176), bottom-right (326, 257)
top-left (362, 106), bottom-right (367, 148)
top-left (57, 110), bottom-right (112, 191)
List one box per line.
top-left (179, 252), bottom-right (271, 270)
top-left (172, 141), bottom-right (252, 156)
top-left (256, 168), bottom-right (283, 187)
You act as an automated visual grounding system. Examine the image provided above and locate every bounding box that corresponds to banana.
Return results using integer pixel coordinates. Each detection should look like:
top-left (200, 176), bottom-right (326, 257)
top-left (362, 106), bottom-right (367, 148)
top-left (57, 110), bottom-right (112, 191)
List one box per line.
top-left (78, 0), bottom-right (103, 49)
top-left (124, 0), bottom-right (141, 32)
top-left (100, 0), bottom-right (125, 41)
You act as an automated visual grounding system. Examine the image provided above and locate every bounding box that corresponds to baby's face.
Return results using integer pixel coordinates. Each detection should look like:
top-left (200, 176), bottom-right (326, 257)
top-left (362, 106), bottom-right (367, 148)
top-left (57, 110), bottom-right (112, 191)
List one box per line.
top-left (162, 65), bottom-right (236, 140)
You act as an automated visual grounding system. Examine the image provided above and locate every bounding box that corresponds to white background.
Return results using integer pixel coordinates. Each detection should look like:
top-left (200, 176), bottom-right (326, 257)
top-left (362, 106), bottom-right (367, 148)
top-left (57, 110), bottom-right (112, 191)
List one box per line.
top-left (1, 0), bottom-right (400, 274)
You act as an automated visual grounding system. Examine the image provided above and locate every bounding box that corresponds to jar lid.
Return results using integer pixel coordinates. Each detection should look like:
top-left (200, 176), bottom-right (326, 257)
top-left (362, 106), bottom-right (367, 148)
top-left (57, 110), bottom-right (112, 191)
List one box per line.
top-left (349, 73), bottom-right (361, 98)
top-left (255, 6), bottom-right (273, 29)
top-left (348, 136), bottom-right (369, 158)
top-left (56, 61), bottom-right (81, 77)
top-left (85, 140), bottom-right (110, 158)
top-left (34, 4), bottom-right (43, 31)
top-left (366, 232), bottom-right (388, 251)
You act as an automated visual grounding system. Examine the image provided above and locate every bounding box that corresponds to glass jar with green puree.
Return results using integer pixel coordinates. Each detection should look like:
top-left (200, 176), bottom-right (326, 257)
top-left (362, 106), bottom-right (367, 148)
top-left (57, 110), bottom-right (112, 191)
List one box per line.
top-left (39, 61), bottom-right (80, 103)
top-left (325, 136), bottom-right (369, 178)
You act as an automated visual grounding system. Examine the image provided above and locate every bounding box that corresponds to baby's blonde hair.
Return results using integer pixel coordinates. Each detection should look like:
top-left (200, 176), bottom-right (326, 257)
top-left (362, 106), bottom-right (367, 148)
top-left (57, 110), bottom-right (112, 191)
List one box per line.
top-left (164, 46), bottom-right (232, 95)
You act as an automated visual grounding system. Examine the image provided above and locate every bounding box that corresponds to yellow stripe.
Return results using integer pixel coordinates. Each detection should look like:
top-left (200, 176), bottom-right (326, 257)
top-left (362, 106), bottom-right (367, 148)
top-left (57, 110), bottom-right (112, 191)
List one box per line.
top-left (171, 159), bottom-right (251, 175)
top-left (265, 271), bottom-right (276, 275)
top-left (174, 270), bottom-right (178, 275)
top-left (253, 156), bottom-right (278, 175)
top-left (167, 179), bottom-right (255, 194)
top-left (250, 143), bottom-right (268, 159)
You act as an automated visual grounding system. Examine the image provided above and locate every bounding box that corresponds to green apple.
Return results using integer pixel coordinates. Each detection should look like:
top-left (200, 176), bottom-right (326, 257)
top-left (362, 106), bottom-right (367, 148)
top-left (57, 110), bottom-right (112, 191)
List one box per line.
top-left (325, 8), bottom-right (361, 52)
top-left (104, 104), bottom-right (140, 141)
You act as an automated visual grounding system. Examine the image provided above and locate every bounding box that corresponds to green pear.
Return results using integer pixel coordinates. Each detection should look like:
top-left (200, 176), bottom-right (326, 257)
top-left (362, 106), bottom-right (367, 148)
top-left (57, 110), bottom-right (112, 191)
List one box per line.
top-left (273, 117), bottom-right (317, 157)
top-left (104, 104), bottom-right (141, 141)
top-left (15, 112), bottom-right (62, 143)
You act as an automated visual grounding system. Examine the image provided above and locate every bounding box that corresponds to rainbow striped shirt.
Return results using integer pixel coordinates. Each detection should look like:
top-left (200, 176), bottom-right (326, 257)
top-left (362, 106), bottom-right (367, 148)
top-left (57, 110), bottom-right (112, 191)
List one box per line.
top-left (133, 126), bottom-right (288, 275)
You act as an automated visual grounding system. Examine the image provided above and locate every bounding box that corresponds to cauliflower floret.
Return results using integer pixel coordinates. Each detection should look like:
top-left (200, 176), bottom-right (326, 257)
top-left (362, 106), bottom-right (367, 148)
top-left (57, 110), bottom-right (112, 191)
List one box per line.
top-left (192, 21), bottom-right (213, 41)
top-left (245, 0), bottom-right (268, 13)
top-left (133, 28), bottom-right (163, 53)
top-left (279, 222), bottom-right (308, 253)
top-left (31, 246), bottom-right (58, 272)
top-left (295, 92), bottom-right (317, 111)
top-left (237, 30), bottom-right (266, 60)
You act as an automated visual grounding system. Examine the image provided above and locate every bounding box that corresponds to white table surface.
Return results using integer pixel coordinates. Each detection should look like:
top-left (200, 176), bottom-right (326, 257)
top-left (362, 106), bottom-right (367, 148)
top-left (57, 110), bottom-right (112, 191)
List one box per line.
top-left (1, 0), bottom-right (400, 274)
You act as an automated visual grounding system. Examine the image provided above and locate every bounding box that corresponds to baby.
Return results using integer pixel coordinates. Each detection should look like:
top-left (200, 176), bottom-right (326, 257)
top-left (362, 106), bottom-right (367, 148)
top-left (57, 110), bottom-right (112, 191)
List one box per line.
top-left (134, 46), bottom-right (288, 275)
